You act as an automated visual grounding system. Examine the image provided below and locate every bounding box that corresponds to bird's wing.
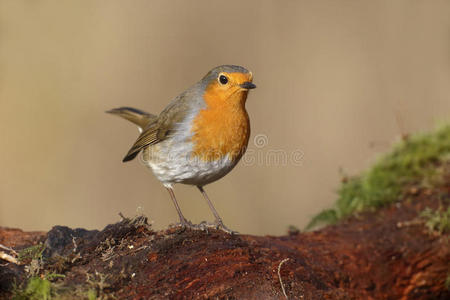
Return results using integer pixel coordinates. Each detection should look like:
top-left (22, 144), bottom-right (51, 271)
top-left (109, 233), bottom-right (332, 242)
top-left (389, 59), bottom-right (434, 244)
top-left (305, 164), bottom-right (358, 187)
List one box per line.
top-left (122, 95), bottom-right (193, 162)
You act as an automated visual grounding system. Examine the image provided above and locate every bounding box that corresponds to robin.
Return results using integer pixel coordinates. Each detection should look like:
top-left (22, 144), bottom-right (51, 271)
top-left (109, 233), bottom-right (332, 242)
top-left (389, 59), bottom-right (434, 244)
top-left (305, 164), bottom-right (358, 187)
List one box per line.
top-left (107, 65), bottom-right (256, 234)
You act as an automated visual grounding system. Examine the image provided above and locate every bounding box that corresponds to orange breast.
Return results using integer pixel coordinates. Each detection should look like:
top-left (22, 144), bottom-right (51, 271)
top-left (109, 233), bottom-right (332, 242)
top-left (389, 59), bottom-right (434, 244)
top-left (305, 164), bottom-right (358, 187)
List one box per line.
top-left (191, 84), bottom-right (250, 162)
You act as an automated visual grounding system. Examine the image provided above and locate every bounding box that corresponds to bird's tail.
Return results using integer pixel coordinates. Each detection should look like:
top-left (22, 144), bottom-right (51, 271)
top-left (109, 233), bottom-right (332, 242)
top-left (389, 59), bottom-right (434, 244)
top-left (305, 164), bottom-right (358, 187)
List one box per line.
top-left (106, 107), bottom-right (157, 132)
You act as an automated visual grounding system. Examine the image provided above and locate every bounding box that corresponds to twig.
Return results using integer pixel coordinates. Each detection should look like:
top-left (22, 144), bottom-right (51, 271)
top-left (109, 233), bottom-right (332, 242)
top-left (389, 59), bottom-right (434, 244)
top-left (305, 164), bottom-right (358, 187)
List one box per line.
top-left (0, 244), bottom-right (19, 264)
top-left (0, 244), bottom-right (18, 255)
top-left (278, 258), bottom-right (290, 299)
top-left (72, 235), bottom-right (78, 253)
top-left (0, 251), bottom-right (18, 264)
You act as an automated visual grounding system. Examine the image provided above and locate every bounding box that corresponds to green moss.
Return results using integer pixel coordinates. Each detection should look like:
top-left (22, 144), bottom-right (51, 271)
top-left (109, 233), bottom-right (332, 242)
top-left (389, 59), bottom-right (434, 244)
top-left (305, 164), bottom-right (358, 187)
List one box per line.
top-left (420, 207), bottom-right (450, 234)
top-left (12, 263), bottom-right (65, 300)
top-left (12, 275), bottom-right (64, 300)
top-left (17, 244), bottom-right (45, 263)
top-left (307, 124), bottom-right (450, 230)
top-left (13, 277), bottom-right (52, 300)
top-left (87, 289), bottom-right (97, 300)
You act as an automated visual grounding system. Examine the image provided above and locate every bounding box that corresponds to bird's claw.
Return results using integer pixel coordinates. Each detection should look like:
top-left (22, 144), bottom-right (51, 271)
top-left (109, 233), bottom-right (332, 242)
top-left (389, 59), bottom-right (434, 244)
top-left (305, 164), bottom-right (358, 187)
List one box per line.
top-left (171, 219), bottom-right (237, 235)
top-left (198, 220), bottom-right (238, 235)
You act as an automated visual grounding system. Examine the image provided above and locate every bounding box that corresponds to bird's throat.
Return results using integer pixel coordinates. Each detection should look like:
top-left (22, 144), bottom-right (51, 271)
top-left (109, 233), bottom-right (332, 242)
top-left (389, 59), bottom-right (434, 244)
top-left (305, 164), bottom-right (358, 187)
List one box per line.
top-left (190, 89), bottom-right (250, 162)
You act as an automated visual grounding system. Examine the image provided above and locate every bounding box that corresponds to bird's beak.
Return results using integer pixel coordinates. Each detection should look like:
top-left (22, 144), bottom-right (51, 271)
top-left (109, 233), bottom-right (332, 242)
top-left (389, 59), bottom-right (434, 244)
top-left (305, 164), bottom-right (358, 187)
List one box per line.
top-left (240, 82), bottom-right (256, 90)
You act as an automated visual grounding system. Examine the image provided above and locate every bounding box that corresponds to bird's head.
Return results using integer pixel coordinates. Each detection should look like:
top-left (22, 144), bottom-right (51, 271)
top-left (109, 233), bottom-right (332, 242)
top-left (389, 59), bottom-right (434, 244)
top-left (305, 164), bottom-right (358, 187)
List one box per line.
top-left (201, 65), bottom-right (256, 108)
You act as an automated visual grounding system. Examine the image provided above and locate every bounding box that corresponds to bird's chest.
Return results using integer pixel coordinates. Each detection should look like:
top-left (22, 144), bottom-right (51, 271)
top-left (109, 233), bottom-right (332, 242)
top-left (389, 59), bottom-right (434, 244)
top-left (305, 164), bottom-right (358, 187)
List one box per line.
top-left (190, 105), bottom-right (250, 162)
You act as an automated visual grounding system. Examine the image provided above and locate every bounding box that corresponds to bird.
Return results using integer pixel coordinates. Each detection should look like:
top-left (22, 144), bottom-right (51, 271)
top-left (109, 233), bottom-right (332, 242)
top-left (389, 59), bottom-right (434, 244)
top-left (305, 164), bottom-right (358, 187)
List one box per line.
top-left (107, 65), bottom-right (256, 234)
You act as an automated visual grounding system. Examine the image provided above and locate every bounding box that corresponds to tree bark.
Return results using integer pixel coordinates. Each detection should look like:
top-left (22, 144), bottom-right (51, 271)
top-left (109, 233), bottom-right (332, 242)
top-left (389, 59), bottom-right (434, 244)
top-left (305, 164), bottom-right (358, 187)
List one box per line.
top-left (1, 178), bottom-right (449, 299)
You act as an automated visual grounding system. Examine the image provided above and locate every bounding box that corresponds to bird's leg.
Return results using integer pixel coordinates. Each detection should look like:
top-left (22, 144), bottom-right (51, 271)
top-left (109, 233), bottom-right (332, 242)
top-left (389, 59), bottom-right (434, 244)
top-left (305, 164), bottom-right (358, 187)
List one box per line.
top-left (165, 186), bottom-right (193, 229)
top-left (197, 186), bottom-right (237, 234)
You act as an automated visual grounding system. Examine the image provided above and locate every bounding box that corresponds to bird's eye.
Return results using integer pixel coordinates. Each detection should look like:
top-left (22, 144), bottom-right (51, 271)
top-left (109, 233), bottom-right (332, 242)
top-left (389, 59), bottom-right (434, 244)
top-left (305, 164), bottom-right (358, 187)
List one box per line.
top-left (219, 75), bottom-right (228, 85)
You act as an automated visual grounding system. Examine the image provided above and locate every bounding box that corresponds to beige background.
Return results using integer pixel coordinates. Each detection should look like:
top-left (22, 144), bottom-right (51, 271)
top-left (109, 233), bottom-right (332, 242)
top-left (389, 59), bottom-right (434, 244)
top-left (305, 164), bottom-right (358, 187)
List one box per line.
top-left (1, 1), bottom-right (449, 235)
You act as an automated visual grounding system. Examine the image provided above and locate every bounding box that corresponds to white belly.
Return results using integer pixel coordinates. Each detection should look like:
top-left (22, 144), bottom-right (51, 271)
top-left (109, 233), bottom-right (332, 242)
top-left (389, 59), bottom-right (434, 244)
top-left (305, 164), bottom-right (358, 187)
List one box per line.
top-left (141, 139), bottom-right (239, 187)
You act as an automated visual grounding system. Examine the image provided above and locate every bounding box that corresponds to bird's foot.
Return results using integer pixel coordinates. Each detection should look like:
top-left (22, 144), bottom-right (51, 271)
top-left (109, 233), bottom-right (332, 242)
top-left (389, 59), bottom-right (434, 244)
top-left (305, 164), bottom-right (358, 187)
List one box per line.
top-left (171, 219), bottom-right (197, 231)
top-left (171, 219), bottom-right (237, 235)
top-left (198, 220), bottom-right (238, 235)
top-left (216, 221), bottom-right (238, 235)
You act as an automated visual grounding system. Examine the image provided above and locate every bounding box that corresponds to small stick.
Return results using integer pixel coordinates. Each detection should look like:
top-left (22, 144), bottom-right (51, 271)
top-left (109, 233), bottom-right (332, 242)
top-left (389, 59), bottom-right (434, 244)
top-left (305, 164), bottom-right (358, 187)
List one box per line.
top-left (0, 251), bottom-right (18, 264)
top-left (278, 258), bottom-right (290, 299)
top-left (0, 244), bottom-right (18, 255)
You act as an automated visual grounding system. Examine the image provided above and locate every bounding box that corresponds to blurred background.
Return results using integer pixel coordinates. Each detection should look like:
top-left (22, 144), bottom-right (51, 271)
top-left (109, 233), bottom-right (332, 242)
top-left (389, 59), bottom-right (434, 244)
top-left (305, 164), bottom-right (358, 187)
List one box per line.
top-left (1, 0), bottom-right (449, 235)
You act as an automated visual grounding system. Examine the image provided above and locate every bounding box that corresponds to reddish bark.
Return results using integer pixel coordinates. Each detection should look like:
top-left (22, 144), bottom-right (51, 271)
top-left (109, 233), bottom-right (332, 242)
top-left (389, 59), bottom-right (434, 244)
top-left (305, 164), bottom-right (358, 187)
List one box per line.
top-left (0, 179), bottom-right (448, 299)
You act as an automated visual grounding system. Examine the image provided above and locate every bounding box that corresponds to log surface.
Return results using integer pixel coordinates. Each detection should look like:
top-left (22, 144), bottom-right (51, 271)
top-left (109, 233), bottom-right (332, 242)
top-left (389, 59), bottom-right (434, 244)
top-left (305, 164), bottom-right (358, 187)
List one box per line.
top-left (0, 178), bottom-right (449, 299)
